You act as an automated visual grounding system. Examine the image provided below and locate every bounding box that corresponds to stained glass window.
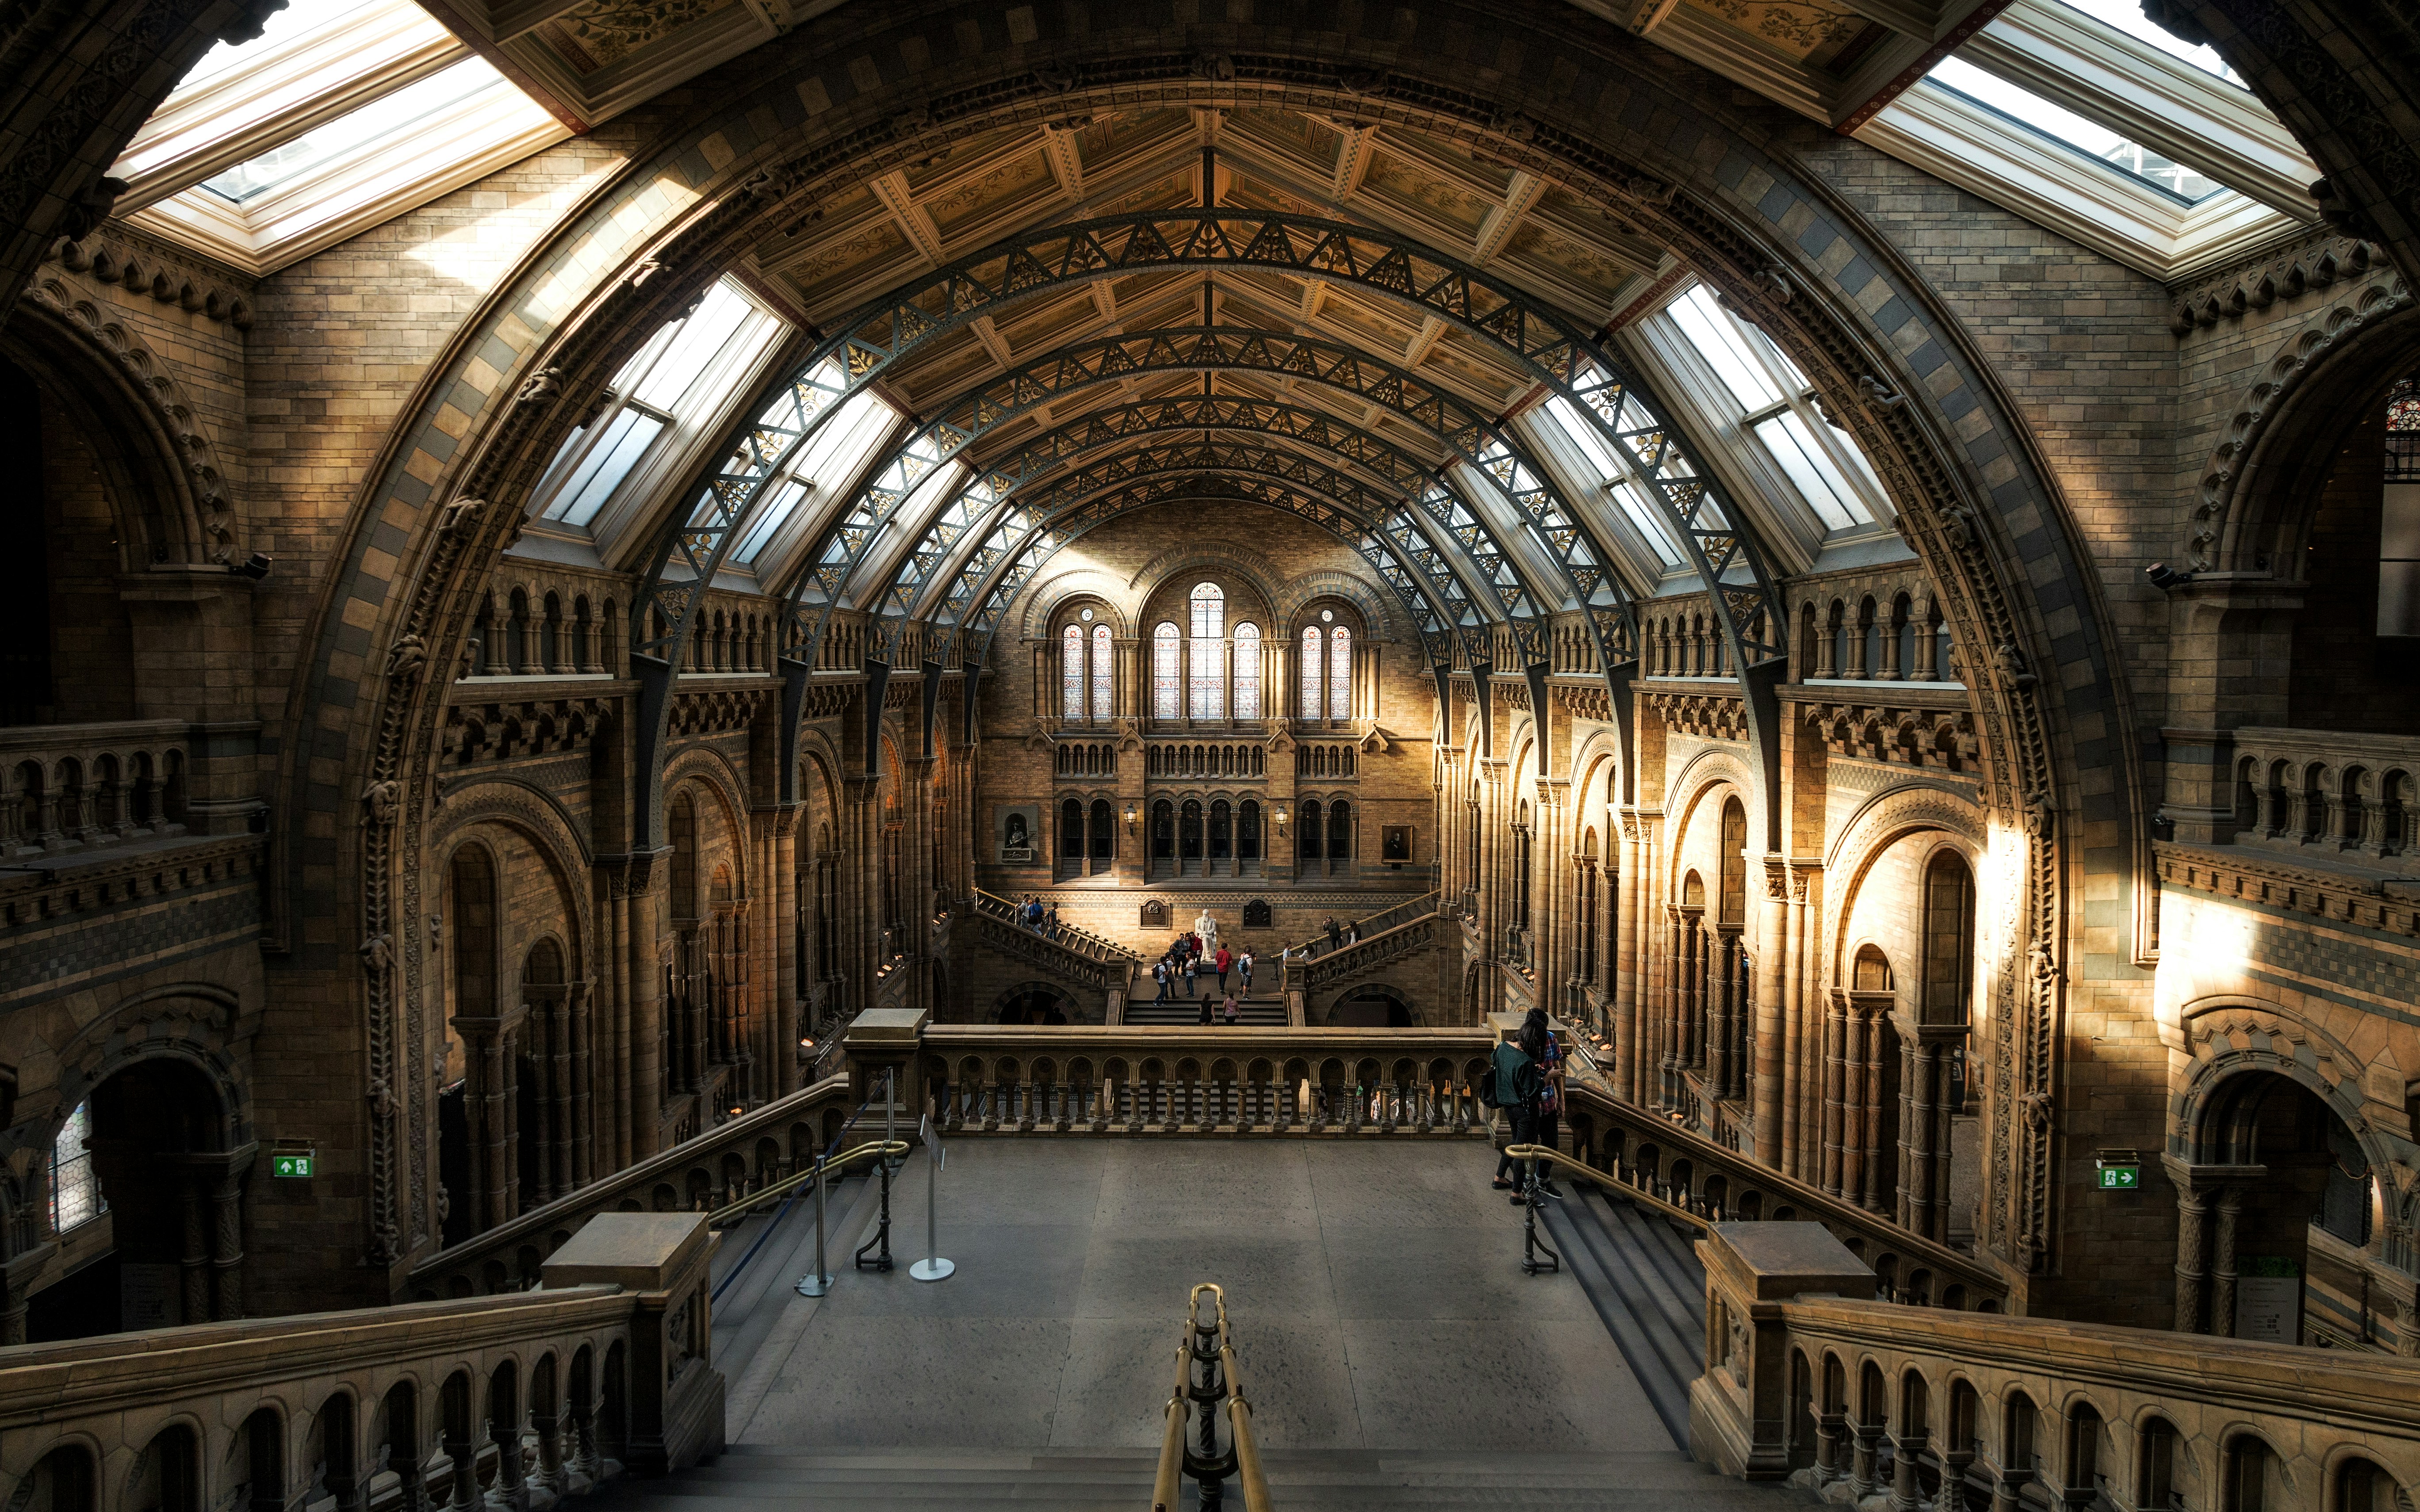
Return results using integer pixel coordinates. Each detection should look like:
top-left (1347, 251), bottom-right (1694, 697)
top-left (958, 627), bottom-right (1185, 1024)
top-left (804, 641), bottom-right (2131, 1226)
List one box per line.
top-left (51, 1101), bottom-right (103, 1233)
top-left (1062, 625), bottom-right (1084, 722)
top-left (1091, 625), bottom-right (1114, 722)
top-left (1301, 627), bottom-right (1323, 720)
top-left (2389, 377), bottom-right (2420, 433)
top-left (1329, 626), bottom-right (1352, 719)
top-left (1233, 622), bottom-right (1262, 718)
top-left (1153, 623), bottom-right (1180, 719)
top-left (1189, 583), bottom-right (1225, 720)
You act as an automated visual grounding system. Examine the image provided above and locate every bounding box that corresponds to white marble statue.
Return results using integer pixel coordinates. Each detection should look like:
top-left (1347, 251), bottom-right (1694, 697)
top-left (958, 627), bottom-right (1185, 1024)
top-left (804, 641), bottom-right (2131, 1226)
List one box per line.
top-left (1193, 909), bottom-right (1219, 950)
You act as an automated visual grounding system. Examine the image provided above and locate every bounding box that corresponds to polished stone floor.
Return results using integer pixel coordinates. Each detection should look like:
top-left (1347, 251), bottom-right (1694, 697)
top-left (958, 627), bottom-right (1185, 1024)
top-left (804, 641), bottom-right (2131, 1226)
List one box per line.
top-left (729, 1139), bottom-right (1670, 1453)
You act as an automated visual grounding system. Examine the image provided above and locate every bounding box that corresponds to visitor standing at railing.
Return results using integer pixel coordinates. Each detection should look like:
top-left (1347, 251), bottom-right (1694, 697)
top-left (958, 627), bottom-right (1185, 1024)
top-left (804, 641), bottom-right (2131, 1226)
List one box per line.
top-left (1486, 1029), bottom-right (1540, 1194)
top-left (1345, 920), bottom-right (1360, 945)
top-left (1324, 915), bottom-right (1342, 952)
top-left (1524, 1009), bottom-right (1564, 1199)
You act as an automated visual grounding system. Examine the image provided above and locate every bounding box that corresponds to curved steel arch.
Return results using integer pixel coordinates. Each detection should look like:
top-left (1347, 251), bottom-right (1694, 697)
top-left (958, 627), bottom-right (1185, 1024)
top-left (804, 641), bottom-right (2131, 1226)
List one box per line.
top-left (952, 472), bottom-right (1462, 664)
top-left (864, 398), bottom-right (1545, 653)
top-left (777, 327), bottom-right (1628, 672)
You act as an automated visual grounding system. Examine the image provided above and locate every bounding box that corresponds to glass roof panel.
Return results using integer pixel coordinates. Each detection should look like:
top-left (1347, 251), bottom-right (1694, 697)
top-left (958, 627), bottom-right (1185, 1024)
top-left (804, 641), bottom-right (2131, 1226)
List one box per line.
top-left (632, 283), bottom-right (762, 409)
top-left (175, 0), bottom-right (385, 92)
top-left (199, 57), bottom-right (504, 203)
top-left (544, 410), bottom-right (664, 528)
top-left (1924, 55), bottom-right (2225, 202)
top-left (734, 388), bottom-right (897, 565)
top-left (1755, 413), bottom-right (1871, 531)
top-left (2052, 0), bottom-right (2245, 85)
top-left (1668, 286), bottom-right (1785, 410)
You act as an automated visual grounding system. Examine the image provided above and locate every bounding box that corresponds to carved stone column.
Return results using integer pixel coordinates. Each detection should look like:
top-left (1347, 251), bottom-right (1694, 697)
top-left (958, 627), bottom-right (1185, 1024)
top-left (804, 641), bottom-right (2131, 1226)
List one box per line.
top-left (1754, 858), bottom-right (1789, 1166)
top-left (1613, 807), bottom-right (1646, 1103)
top-left (2171, 1176), bottom-right (2211, 1334)
top-left (1822, 988), bottom-right (1850, 1198)
top-left (2211, 1187), bottom-right (2246, 1337)
top-left (1532, 776), bottom-right (1571, 1022)
top-left (567, 981), bottom-right (594, 1188)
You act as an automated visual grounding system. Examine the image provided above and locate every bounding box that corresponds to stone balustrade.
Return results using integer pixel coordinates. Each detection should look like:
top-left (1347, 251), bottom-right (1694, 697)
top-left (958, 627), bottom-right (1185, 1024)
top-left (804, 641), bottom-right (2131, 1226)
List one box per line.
top-left (1561, 1080), bottom-right (2008, 1312)
top-left (1146, 740), bottom-right (1270, 779)
top-left (2230, 726), bottom-right (2420, 871)
top-left (915, 1026), bottom-right (1493, 1136)
top-left (1692, 1222), bottom-right (2420, 1507)
top-left (406, 1075), bottom-right (856, 1298)
top-left (0, 1214), bottom-right (721, 1512)
top-left (969, 889), bottom-right (1136, 964)
top-left (0, 719), bottom-right (260, 855)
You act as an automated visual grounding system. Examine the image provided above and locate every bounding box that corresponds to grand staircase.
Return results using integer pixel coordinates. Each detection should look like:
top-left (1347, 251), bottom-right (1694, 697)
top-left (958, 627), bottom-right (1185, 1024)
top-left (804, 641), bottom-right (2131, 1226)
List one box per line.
top-left (1122, 991), bottom-right (1288, 1025)
top-left (587, 1444), bottom-right (1792, 1510)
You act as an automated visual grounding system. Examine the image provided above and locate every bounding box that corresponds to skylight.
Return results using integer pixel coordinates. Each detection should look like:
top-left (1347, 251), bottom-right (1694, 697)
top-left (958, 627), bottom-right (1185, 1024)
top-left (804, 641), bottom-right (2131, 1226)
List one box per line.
top-left (1925, 55), bottom-right (2224, 202)
top-left (732, 386), bottom-right (898, 564)
top-left (1542, 397), bottom-right (1686, 569)
top-left (2053, 0), bottom-right (2244, 86)
top-left (530, 279), bottom-right (788, 535)
top-left (175, 0), bottom-right (384, 90)
top-left (200, 58), bottom-right (502, 203)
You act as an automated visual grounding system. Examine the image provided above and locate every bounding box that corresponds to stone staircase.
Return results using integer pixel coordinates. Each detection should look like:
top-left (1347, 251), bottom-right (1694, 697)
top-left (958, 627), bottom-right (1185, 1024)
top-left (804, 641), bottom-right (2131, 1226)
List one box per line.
top-left (1540, 1178), bottom-right (1711, 1447)
top-left (585, 1443), bottom-right (1800, 1509)
top-left (1122, 992), bottom-right (1289, 1025)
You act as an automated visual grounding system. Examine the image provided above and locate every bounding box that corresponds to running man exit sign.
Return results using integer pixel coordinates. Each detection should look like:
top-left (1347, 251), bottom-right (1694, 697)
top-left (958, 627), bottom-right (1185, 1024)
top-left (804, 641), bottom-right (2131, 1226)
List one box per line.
top-left (272, 1152), bottom-right (316, 1179)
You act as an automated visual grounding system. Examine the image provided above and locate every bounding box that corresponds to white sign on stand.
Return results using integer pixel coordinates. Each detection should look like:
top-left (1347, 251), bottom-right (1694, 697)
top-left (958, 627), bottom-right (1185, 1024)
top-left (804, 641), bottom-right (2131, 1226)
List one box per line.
top-left (2234, 1271), bottom-right (2301, 1344)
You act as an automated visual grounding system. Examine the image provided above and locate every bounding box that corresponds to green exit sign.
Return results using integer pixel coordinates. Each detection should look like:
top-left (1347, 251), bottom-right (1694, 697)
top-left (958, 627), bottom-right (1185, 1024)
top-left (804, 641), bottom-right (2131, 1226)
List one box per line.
top-left (2096, 1164), bottom-right (2140, 1190)
top-left (272, 1153), bottom-right (316, 1179)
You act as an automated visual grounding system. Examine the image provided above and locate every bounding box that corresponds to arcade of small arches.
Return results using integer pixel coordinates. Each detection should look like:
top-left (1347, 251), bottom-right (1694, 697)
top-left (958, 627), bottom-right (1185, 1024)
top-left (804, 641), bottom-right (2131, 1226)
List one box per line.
top-left (8, 0), bottom-right (2420, 1496)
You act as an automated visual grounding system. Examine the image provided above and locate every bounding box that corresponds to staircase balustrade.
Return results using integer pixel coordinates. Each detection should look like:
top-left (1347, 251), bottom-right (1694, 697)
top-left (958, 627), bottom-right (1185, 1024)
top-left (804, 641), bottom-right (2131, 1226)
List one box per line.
top-left (968, 888), bottom-right (1138, 963)
top-left (1695, 1222), bottom-right (2420, 1501)
top-left (919, 1025), bottom-right (1492, 1138)
top-left (1272, 890), bottom-right (1438, 979)
top-left (1290, 914), bottom-right (1442, 993)
top-left (408, 1074), bottom-right (855, 1298)
top-left (0, 1214), bottom-right (722, 1504)
top-left (2228, 726), bottom-right (2420, 866)
top-left (1559, 1079), bottom-right (2007, 1311)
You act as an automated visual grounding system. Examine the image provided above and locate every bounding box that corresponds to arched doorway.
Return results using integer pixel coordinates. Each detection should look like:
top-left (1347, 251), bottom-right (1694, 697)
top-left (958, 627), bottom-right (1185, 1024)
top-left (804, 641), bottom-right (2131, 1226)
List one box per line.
top-left (27, 1054), bottom-right (242, 1341)
top-left (1329, 986), bottom-right (1414, 1027)
top-left (2180, 1068), bottom-right (2377, 1343)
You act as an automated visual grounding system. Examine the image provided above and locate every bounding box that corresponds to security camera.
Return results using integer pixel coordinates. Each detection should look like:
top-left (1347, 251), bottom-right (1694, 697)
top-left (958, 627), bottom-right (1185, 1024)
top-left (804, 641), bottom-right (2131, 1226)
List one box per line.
top-left (228, 551), bottom-right (273, 581)
top-left (2144, 561), bottom-right (2192, 591)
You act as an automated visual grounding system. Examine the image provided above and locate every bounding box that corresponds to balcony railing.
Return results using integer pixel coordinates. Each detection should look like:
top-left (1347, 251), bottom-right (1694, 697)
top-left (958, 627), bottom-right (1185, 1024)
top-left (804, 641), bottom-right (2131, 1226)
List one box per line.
top-left (2229, 726), bottom-right (2420, 871)
top-left (918, 1025), bottom-right (1494, 1135)
top-left (1, 718), bottom-right (259, 854)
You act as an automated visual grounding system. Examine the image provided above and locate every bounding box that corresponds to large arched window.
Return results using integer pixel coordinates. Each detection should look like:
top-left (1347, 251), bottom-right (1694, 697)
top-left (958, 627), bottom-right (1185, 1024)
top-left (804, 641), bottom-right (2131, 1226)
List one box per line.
top-left (1233, 622), bottom-right (1261, 718)
top-left (1718, 797), bottom-right (1747, 926)
top-left (1921, 851), bottom-right (1973, 1023)
top-left (1329, 626), bottom-right (1352, 719)
top-left (1091, 624), bottom-right (1113, 721)
top-left (1061, 625), bottom-right (1084, 722)
top-left (1189, 582), bottom-right (1225, 719)
top-left (1153, 623), bottom-right (1180, 719)
top-left (1301, 626), bottom-right (1323, 718)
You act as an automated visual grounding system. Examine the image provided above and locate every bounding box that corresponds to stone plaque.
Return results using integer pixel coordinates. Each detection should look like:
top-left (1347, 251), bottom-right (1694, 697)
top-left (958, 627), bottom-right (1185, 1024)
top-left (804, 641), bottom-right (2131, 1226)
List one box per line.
top-left (1242, 898), bottom-right (1272, 928)
top-left (1140, 899), bottom-right (1169, 928)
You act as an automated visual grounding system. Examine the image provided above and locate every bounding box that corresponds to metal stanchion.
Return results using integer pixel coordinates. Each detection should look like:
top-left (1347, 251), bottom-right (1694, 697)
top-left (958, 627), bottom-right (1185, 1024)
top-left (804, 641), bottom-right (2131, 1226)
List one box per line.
top-left (909, 1114), bottom-right (954, 1282)
top-left (794, 1152), bottom-right (834, 1297)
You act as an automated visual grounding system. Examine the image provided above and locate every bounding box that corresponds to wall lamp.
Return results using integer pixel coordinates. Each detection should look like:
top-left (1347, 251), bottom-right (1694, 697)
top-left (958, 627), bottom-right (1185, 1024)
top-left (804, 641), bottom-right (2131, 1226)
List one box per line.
top-left (1124, 802), bottom-right (1138, 834)
top-left (1274, 803), bottom-right (1290, 836)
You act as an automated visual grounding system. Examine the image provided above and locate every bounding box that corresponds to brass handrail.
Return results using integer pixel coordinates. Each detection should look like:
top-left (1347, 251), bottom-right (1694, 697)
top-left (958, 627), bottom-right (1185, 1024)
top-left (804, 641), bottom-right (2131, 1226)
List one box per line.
top-left (1150, 1283), bottom-right (1273, 1512)
top-left (705, 1138), bottom-right (910, 1229)
top-left (1504, 1142), bottom-right (1712, 1233)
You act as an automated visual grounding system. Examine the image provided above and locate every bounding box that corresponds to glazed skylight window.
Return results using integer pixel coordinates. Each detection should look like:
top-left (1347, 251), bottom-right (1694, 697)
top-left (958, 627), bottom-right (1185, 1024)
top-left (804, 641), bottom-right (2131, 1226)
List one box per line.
top-left (2053, 0), bottom-right (2244, 85)
top-left (1656, 285), bottom-right (1883, 536)
top-left (1924, 55), bottom-right (2224, 202)
top-left (731, 385), bottom-right (898, 565)
top-left (531, 279), bottom-right (787, 532)
top-left (1540, 397), bottom-right (1685, 569)
top-left (200, 58), bottom-right (503, 202)
top-left (176, 0), bottom-right (384, 89)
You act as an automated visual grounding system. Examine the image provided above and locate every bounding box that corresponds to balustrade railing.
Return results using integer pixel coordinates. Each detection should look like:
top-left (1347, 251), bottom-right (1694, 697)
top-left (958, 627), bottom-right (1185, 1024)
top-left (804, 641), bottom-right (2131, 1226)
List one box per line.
top-left (1274, 891), bottom-right (1438, 965)
top-left (407, 1074), bottom-right (854, 1298)
top-left (1559, 1079), bottom-right (2006, 1311)
top-left (1695, 1222), bottom-right (2420, 1504)
top-left (968, 888), bottom-right (1137, 962)
top-left (0, 1212), bottom-right (721, 1507)
top-left (2231, 726), bottom-right (2420, 870)
top-left (1, 718), bottom-right (259, 855)
top-left (1146, 740), bottom-right (1268, 779)
top-left (919, 1025), bottom-right (1492, 1137)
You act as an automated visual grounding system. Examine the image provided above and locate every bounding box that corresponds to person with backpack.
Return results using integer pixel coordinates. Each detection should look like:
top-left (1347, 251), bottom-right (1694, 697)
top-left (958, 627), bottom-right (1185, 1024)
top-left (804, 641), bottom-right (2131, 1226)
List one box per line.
top-left (1484, 1026), bottom-right (1540, 1195)
top-left (1153, 958), bottom-right (1171, 1004)
top-left (1238, 948), bottom-right (1254, 994)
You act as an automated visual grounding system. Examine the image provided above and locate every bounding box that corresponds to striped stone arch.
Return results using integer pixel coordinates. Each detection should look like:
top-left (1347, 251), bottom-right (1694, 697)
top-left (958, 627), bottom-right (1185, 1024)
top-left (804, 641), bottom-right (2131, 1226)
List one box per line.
top-left (281, 0), bottom-right (2145, 1271)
